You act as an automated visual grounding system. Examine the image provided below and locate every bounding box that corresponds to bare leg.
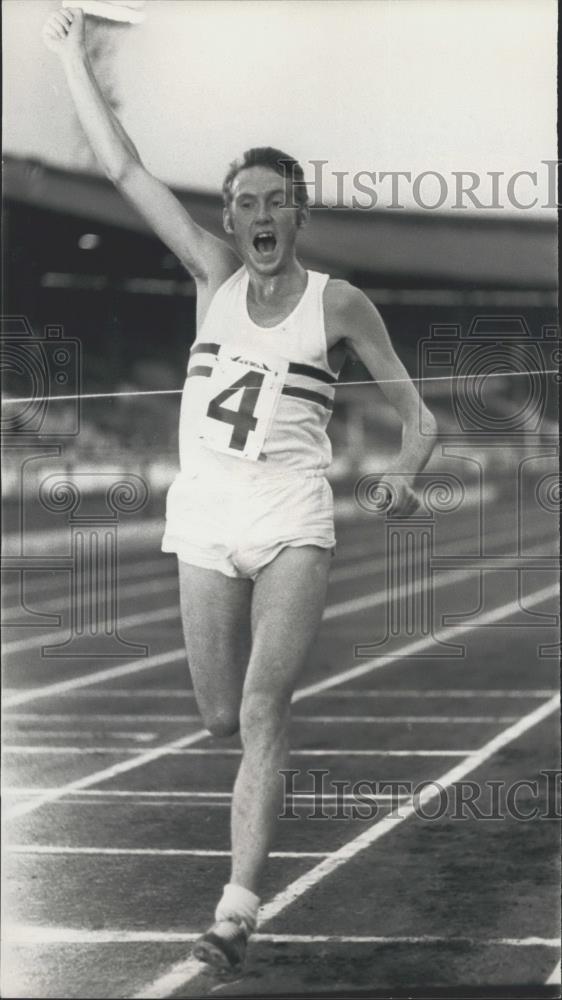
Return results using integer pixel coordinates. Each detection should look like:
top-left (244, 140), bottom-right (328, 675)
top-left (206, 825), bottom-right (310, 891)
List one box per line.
top-left (177, 560), bottom-right (252, 736)
top-left (230, 545), bottom-right (331, 893)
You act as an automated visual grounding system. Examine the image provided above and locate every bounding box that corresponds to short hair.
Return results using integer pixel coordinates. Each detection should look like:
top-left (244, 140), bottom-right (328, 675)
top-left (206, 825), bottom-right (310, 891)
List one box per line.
top-left (222, 147), bottom-right (309, 210)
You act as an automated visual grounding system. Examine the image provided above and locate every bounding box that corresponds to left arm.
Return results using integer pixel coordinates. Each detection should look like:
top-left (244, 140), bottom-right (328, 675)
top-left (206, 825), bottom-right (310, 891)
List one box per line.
top-left (328, 283), bottom-right (438, 511)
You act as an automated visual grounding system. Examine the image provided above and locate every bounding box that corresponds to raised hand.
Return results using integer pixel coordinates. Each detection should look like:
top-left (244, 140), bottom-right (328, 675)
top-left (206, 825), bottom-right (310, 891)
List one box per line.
top-left (42, 7), bottom-right (86, 59)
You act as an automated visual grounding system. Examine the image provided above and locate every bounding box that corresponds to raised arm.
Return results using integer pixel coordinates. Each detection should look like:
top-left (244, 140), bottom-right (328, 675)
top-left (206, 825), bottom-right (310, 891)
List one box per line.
top-left (327, 281), bottom-right (438, 513)
top-left (42, 7), bottom-right (239, 288)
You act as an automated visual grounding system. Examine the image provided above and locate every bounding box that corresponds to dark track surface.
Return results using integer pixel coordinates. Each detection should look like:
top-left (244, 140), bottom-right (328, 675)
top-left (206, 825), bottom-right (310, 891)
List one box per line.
top-left (2, 499), bottom-right (560, 999)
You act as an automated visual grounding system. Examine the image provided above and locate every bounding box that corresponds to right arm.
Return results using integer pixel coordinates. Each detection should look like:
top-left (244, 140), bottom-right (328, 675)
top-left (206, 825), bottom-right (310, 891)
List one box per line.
top-left (42, 7), bottom-right (239, 288)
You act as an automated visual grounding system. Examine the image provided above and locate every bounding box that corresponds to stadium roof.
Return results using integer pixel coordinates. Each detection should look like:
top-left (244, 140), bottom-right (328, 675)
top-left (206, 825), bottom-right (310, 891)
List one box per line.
top-left (4, 155), bottom-right (557, 289)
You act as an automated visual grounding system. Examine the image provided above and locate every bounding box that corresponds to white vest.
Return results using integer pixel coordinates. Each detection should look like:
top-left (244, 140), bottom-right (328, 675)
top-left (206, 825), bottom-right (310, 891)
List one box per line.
top-left (178, 267), bottom-right (338, 474)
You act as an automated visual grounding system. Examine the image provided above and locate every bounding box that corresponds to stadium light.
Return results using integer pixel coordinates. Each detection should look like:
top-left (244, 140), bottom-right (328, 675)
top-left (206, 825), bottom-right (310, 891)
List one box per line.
top-left (78, 233), bottom-right (101, 250)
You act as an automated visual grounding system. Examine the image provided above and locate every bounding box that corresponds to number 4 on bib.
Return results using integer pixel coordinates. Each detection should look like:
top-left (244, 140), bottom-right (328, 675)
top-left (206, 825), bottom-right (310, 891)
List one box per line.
top-left (199, 348), bottom-right (288, 461)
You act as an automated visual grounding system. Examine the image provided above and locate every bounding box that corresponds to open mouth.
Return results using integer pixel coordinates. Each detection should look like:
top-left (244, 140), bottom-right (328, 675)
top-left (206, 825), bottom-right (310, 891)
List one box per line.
top-left (253, 232), bottom-right (277, 255)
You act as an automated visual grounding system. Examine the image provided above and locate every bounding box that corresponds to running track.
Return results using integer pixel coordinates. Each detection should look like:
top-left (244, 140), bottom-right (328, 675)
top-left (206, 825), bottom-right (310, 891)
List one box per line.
top-left (2, 496), bottom-right (560, 998)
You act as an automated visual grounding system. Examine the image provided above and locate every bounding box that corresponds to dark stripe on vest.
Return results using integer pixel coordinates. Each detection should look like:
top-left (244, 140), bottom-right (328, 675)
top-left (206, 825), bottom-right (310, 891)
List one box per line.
top-left (190, 342), bottom-right (220, 357)
top-left (190, 344), bottom-right (335, 386)
top-left (288, 362), bottom-right (337, 385)
top-left (281, 386), bottom-right (334, 411)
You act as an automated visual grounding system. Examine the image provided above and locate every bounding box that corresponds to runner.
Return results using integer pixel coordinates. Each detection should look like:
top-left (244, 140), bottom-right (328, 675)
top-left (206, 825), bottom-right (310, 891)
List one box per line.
top-left (43, 6), bottom-right (437, 975)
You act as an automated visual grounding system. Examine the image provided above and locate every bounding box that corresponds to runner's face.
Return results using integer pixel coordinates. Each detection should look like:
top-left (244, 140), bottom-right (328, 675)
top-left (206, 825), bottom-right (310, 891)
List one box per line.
top-left (226, 167), bottom-right (303, 274)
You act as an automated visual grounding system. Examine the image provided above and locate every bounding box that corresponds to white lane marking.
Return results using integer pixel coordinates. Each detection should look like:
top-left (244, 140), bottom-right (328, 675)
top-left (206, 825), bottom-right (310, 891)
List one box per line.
top-left (4, 714), bottom-right (204, 723)
top-left (0, 510), bottom-right (498, 606)
top-left (291, 715), bottom-right (514, 724)
top-left (4, 925), bottom-right (560, 947)
top-left (1, 571), bottom-right (178, 619)
top-left (4, 582), bottom-right (558, 820)
top-left (135, 692), bottom-right (560, 998)
top-left (2, 541), bottom-right (393, 650)
top-left (4, 570), bottom-right (557, 708)
top-left (4, 532), bottom-right (552, 654)
top-left (546, 959), bottom-right (561, 984)
top-left (4, 687), bottom-right (553, 701)
top-left (0, 551), bottom-right (172, 600)
top-left (0, 544), bottom-right (377, 621)
top-left (4, 546), bottom-right (556, 706)
top-left (324, 548), bottom-right (557, 621)
top-left (1, 550), bottom-right (455, 654)
top-left (2, 746), bottom-right (471, 757)
top-left (5, 846), bottom-right (330, 859)
top-left (1, 714), bottom-right (521, 725)
top-left (3, 788), bottom-right (406, 809)
top-left (3, 648), bottom-right (187, 709)
top-left (0, 540), bottom-right (369, 605)
top-left (261, 696), bottom-right (561, 922)
top-left (3, 604), bottom-right (180, 654)
top-left (2, 729), bottom-right (157, 742)
top-left (7, 798), bottom-right (232, 809)
top-left (327, 518), bottom-right (512, 583)
top-left (2, 689), bottom-right (199, 700)
top-left (295, 715), bottom-right (521, 723)
top-left (3, 726), bottom-right (208, 820)
top-left (296, 582), bottom-right (559, 700)
top-left (307, 689), bottom-right (559, 699)
top-left (3, 515), bottom-right (481, 598)
top-left (2, 789), bottom-right (406, 801)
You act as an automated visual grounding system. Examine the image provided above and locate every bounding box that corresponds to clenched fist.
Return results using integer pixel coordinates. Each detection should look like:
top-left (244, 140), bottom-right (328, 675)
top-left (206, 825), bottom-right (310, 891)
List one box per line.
top-left (42, 7), bottom-right (86, 59)
top-left (360, 474), bottom-right (421, 517)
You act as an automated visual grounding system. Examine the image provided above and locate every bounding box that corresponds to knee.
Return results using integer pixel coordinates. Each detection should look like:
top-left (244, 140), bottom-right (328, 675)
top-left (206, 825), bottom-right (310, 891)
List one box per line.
top-left (240, 689), bottom-right (291, 746)
top-left (203, 707), bottom-right (240, 738)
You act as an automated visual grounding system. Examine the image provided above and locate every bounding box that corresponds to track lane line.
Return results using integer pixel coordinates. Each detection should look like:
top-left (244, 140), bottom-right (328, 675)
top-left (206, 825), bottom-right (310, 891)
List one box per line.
top-left (546, 959), bottom-right (561, 984)
top-left (0, 527), bottom-right (381, 609)
top-left (3, 727), bottom-right (208, 820)
top-left (0, 551), bottom-right (477, 654)
top-left (3, 648), bottom-right (188, 709)
top-left (4, 926), bottom-right (560, 947)
top-left (4, 687), bottom-right (557, 704)
top-left (2, 727), bottom-right (159, 739)
top-left (0, 504), bottom-right (489, 602)
top-left (2, 746), bottom-right (472, 756)
top-left (6, 846), bottom-right (332, 859)
top-left (133, 689), bottom-right (560, 998)
top-left (3, 529), bottom-right (553, 655)
top-left (2, 789), bottom-right (407, 800)
top-left (296, 582), bottom-right (559, 700)
top-left (4, 542), bottom-right (556, 705)
top-left (0, 542), bottom-right (376, 619)
top-left (2, 713), bottom-right (523, 724)
top-left (4, 582), bottom-right (558, 822)
top-left (3, 686), bottom-right (554, 701)
top-left (302, 689), bottom-right (559, 699)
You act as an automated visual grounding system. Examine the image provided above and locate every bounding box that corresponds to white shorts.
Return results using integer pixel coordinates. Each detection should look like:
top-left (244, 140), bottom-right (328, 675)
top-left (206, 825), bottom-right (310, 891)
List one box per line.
top-left (161, 463), bottom-right (336, 580)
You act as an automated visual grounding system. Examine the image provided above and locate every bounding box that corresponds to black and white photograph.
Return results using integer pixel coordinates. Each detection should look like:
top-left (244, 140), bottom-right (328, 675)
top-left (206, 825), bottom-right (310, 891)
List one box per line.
top-left (1, 1), bottom-right (560, 997)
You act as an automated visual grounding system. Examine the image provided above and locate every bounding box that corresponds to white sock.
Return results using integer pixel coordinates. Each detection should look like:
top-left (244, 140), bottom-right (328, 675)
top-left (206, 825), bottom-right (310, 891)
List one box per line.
top-left (214, 883), bottom-right (260, 934)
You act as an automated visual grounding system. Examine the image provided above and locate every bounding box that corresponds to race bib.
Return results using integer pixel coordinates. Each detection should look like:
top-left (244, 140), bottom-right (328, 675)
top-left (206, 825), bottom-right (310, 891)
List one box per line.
top-left (198, 346), bottom-right (288, 461)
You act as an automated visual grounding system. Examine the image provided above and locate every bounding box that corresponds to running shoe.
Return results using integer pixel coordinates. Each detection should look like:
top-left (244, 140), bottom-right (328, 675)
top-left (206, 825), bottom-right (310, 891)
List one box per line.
top-left (192, 917), bottom-right (249, 974)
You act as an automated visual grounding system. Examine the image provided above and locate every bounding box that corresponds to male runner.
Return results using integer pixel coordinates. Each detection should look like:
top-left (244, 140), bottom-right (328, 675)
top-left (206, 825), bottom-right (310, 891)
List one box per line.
top-left (43, 7), bottom-right (438, 975)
